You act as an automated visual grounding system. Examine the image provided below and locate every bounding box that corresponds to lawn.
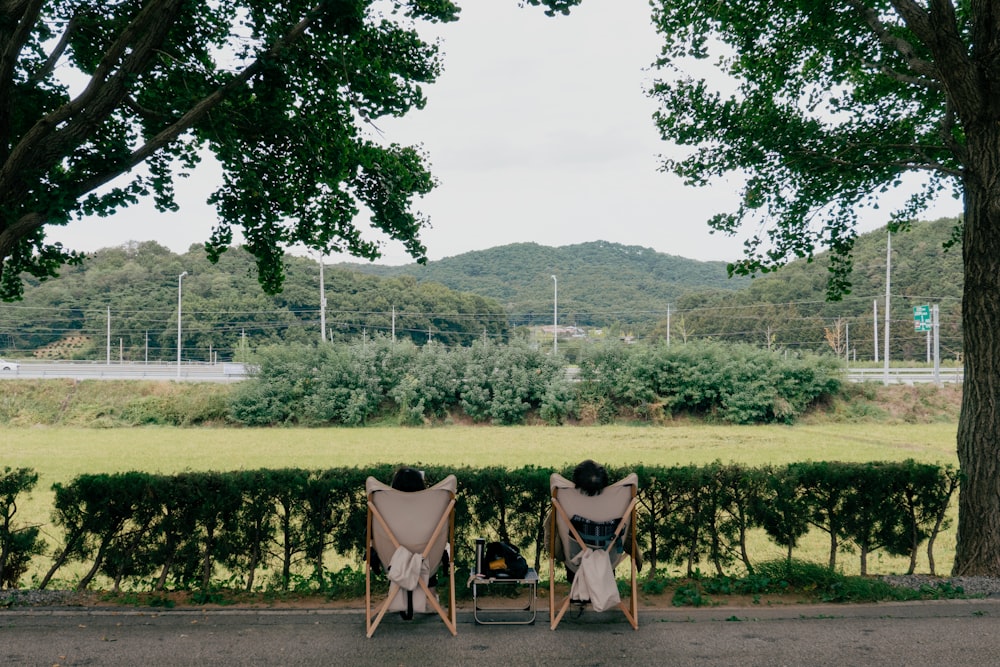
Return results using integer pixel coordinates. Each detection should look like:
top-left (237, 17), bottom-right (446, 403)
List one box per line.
top-left (2, 422), bottom-right (960, 582)
top-left (3, 422), bottom-right (958, 474)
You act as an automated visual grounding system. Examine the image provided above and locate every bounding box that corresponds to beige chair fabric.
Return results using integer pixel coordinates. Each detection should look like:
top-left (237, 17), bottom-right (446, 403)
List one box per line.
top-left (365, 474), bottom-right (457, 637)
top-left (548, 472), bottom-right (639, 630)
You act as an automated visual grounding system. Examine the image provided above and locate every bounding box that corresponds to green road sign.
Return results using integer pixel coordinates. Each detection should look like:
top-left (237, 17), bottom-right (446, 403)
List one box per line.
top-left (914, 305), bottom-right (931, 332)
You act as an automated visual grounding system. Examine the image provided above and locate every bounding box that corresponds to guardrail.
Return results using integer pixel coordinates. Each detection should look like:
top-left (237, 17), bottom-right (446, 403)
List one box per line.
top-left (845, 367), bottom-right (963, 384)
top-left (0, 362), bottom-right (249, 382)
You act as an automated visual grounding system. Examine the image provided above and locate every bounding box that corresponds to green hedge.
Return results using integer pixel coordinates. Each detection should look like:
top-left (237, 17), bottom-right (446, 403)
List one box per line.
top-left (5, 461), bottom-right (959, 592)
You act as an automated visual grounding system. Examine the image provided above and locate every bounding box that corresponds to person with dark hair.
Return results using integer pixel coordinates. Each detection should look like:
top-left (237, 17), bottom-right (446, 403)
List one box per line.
top-left (572, 459), bottom-right (609, 496)
top-left (391, 467), bottom-right (426, 492)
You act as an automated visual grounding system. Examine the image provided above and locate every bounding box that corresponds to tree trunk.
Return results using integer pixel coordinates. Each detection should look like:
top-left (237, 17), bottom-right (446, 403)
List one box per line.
top-left (38, 530), bottom-right (83, 590)
top-left (828, 531), bottom-right (837, 571)
top-left (954, 129), bottom-right (1000, 575)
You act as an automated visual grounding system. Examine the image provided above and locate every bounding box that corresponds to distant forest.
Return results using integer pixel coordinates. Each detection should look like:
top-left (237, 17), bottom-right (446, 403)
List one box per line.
top-left (0, 243), bottom-right (508, 361)
top-left (0, 218), bottom-right (962, 362)
top-left (334, 240), bottom-right (748, 327)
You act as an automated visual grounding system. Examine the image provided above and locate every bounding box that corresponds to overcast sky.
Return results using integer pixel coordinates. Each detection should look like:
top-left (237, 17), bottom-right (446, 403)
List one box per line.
top-left (49, 1), bottom-right (962, 265)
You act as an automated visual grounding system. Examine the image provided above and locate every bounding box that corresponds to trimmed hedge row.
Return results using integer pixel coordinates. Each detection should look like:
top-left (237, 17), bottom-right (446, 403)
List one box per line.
top-left (1, 461), bottom-right (959, 591)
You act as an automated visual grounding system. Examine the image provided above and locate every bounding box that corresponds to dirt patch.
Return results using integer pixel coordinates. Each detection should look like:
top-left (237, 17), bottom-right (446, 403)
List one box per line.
top-left (807, 383), bottom-right (961, 424)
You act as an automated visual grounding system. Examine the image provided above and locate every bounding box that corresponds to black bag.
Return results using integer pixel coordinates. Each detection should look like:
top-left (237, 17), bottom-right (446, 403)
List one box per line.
top-left (483, 541), bottom-right (529, 579)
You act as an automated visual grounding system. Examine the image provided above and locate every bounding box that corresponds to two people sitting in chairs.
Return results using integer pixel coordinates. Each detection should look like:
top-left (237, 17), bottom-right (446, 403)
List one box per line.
top-left (366, 461), bottom-right (640, 635)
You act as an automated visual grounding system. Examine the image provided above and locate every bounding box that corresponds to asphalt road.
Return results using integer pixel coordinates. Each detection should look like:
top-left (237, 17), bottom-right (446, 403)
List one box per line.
top-left (3, 600), bottom-right (1000, 666)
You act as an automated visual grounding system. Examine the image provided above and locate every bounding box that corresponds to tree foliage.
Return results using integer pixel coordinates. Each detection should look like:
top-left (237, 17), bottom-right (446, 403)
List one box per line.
top-left (576, 340), bottom-right (840, 425)
top-left (227, 337), bottom-right (838, 427)
top-left (650, 0), bottom-right (962, 297)
top-left (0, 0), bottom-right (465, 300)
top-left (649, 0), bottom-right (1000, 576)
top-left (0, 466), bottom-right (44, 588)
top-left (0, 220), bottom-right (968, 361)
top-left (660, 217), bottom-right (964, 360)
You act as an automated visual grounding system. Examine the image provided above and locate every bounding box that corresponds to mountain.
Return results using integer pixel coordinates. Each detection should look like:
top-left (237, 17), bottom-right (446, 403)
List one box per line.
top-left (1, 219), bottom-right (964, 362)
top-left (334, 241), bottom-right (749, 327)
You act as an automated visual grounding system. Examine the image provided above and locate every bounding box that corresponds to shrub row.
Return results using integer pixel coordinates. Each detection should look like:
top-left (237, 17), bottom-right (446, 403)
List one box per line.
top-left (1, 461), bottom-right (958, 591)
top-left (230, 338), bottom-right (840, 427)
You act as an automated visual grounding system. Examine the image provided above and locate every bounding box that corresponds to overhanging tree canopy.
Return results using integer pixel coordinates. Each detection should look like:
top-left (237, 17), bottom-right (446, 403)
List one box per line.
top-left (649, 0), bottom-right (1000, 575)
top-left (0, 0), bottom-right (467, 300)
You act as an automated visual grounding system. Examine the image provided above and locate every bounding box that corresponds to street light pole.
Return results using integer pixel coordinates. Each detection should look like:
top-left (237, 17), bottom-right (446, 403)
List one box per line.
top-left (551, 275), bottom-right (558, 355)
top-left (319, 257), bottom-right (327, 342)
top-left (177, 271), bottom-right (187, 379)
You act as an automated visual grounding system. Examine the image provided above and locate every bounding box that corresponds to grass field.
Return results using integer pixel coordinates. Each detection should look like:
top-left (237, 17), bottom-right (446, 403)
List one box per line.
top-left (2, 422), bottom-right (961, 582)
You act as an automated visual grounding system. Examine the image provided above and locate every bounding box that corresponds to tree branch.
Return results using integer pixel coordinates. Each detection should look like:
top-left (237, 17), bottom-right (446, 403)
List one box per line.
top-left (939, 100), bottom-right (967, 164)
top-left (67, 4), bottom-right (325, 199)
top-left (0, 0), bottom-right (45, 161)
top-left (888, 0), bottom-right (938, 43)
top-left (0, 0), bottom-right (43, 92)
top-left (29, 10), bottom-right (80, 84)
top-left (0, 210), bottom-right (44, 264)
top-left (861, 58), bottom-right (942, 89)
top-left (798, 145), bottom-right (963, 179)
top-left (0, 0), bottom-right (183, 203)
top-left (846, 0), bottom-right (940, 81)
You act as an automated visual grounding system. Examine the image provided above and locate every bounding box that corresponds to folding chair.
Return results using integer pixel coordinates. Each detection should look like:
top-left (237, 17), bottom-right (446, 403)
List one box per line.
top-left (365, 474), bottom-right (458, 637)
top-left (548, 472), bottom-right (639, 630)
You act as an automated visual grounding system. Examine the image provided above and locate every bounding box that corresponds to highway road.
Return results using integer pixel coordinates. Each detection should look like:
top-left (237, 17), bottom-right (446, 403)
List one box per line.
top-left (0, 361), bottom-right (963, 385)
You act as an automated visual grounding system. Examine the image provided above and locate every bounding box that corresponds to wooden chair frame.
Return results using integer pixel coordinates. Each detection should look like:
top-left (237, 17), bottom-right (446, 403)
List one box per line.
top-left (548, 477), bottom-right (639, 630)
top-left (365, 482), bottom-right (457, 637)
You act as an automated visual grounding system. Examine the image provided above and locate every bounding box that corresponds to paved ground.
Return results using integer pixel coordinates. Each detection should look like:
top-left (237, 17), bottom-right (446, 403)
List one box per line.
top-left (3, 599), bottom-right (1000, 666)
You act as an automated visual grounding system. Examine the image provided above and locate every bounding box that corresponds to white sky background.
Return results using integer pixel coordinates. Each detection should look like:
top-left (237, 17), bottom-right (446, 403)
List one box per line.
top-left (49, 0), bottom-right (963, 265)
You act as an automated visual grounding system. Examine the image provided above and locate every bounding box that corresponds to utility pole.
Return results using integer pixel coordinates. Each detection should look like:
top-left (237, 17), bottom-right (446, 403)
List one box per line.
top-left (933, 304), bottom-right (941, 386)
top-left (873, 300), bottom-right (879, 363)
top-left (883, 232), bottom-right (891, 386)
top-left (177, 271), bottom-right (187, 379)
top-left (551, 275), bottom-right (558, 355)
top-left (667, 304), bottom-right (671, 346)
top-left (845, 322), bottom-right (850, 365)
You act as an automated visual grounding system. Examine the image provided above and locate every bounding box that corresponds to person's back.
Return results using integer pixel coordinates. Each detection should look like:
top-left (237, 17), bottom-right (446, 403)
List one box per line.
top-left (552, 460), bottom-right (642, 578)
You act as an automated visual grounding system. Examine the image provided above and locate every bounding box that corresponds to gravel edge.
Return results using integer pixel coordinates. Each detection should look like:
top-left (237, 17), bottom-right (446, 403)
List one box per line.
top-left (5, 575), bottom-right (1000, 608)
